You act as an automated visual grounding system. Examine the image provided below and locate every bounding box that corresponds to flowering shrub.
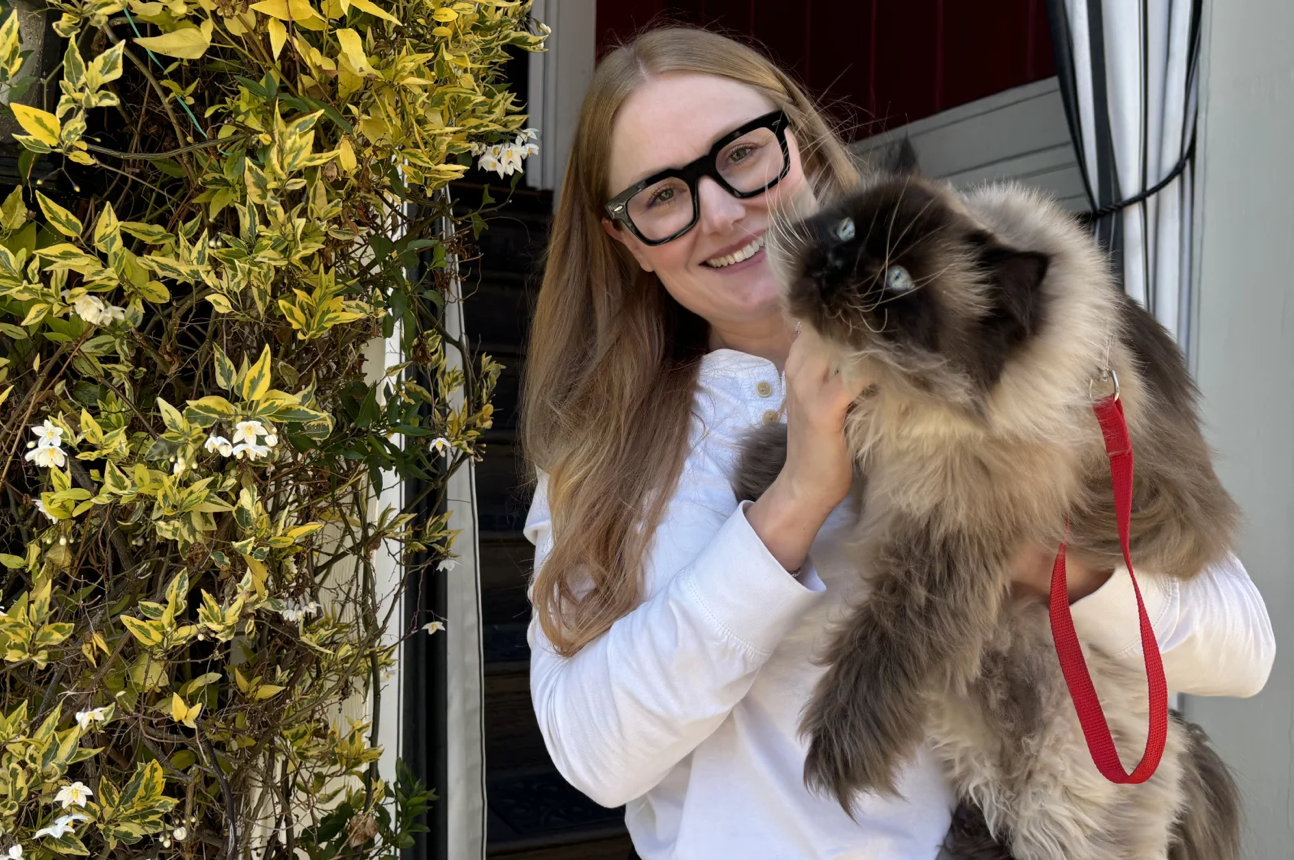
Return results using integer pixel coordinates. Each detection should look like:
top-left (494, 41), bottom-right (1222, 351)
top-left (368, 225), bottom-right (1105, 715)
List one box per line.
top-left (0, 0), bottom-right (544, 856)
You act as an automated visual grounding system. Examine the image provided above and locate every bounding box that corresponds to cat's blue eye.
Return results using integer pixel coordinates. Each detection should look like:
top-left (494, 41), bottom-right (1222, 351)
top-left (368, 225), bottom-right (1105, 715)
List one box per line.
top-left (834, 217), bottom-right (855, 242)
top-left (885, 265), bottom-right (914, 293)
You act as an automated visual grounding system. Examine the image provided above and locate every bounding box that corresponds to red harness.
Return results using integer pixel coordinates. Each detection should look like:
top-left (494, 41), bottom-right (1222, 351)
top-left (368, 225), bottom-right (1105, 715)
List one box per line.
top-left (1048, 381), bottom-right (1169, 784)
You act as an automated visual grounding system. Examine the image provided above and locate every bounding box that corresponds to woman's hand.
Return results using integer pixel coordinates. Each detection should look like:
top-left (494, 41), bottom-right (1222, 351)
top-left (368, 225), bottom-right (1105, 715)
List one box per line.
top-left (746, 330), bottom-right (870, 573)
top-left (1010, 541), bottom-right (1115, 604)
top-left (776, 329), bottom-right (870, 515)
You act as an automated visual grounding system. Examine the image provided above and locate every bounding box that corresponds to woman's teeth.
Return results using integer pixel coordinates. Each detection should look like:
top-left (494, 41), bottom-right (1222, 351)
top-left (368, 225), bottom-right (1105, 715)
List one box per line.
top-left (704, 234), bottom-right (765, 268)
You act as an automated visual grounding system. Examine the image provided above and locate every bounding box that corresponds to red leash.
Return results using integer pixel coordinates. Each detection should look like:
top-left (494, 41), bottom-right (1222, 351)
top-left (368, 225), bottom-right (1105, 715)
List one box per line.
top-left (1048, 381), bottom-right (1169, 784)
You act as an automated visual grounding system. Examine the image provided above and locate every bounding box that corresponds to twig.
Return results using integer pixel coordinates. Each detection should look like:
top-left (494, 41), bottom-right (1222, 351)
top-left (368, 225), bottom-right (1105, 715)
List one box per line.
top-left (85, 136), bottom-right (251, 162)
top-left (193, 714), bottom-right (239, 860)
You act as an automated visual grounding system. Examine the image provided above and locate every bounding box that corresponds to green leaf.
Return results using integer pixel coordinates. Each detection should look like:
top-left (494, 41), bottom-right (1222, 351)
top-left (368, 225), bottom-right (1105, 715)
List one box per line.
top-left (0, 554), bottom-right (25, 570)
top-left (36, 191), bottom-right (83, 238)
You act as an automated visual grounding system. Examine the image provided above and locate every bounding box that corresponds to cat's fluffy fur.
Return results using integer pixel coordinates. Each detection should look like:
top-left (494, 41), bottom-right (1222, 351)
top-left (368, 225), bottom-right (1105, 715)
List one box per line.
top-left (733, 173), bottom-right (1242, 859)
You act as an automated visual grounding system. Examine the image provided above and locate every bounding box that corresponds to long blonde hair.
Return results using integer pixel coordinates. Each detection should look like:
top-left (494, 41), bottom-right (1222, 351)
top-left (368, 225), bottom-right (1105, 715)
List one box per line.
top-left (521, 26), bottom-right (860, 656)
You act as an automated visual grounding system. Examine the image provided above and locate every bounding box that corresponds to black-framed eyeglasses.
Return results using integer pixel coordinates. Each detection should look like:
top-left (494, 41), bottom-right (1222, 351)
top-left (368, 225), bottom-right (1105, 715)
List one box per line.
top-left (604, 109), bottom-right (792, 246)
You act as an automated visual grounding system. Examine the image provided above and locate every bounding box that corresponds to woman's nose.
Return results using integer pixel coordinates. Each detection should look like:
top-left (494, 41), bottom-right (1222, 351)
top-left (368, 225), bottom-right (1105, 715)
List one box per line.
top-left (696, 176), bottom-right (745, 235)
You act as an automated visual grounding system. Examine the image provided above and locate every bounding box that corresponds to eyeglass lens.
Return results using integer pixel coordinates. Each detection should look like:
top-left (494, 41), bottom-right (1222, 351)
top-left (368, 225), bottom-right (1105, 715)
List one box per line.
top-left (625, 126), bottom-right (786, 242)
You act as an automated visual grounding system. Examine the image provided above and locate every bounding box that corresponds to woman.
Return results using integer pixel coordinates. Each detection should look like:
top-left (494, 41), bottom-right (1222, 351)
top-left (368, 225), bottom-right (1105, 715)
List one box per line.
top-left (520, 26), bottom-right (1274, 860)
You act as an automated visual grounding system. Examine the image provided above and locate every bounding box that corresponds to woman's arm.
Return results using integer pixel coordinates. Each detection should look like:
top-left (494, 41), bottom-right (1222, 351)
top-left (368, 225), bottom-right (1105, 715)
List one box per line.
top-left (1069, 552), bottom-right (1275, 697)
top-left (526, 466), bottom-right (825, 809)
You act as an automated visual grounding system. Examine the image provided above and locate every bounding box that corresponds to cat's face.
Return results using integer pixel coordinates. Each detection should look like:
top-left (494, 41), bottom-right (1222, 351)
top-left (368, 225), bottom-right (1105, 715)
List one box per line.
top-left (776, 176), bottom-right (1051, 404)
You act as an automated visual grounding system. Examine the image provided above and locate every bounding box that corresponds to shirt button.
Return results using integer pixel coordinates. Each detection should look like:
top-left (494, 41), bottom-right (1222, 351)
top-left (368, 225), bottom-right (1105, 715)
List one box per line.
top-left (762, 409), bottom-right (780, 424)
top-left (756, 381), bottom-right (773, 397)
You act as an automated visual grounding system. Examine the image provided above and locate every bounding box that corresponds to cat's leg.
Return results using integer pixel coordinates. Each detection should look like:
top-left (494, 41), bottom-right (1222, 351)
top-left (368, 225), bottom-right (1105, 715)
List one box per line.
top-left (801, 514), bottom-right (1012, 809)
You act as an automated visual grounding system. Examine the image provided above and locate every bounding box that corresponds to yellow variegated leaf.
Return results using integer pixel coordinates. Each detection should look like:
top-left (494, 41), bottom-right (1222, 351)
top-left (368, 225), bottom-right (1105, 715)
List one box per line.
top-left (170, 693), bottom-right (202, 727)
top-left (337, 136), bottom-right (357, 173)
top-left (36, 191), bottom-right (83, 238)
top-left (251, 0), bottom-right (322, 24)
top-left (133, 18), bottom-right (213, 60)
top-left (335, 28), bottom-right (377, 76)
top-left (10, 105), bottom-right (61, 147)
top-left (120, 615), bottom-right (163, 648)
top-left (93, 201), bottom-right (121, 254)
top-left (87, 41), bottom-right (126, 87)
top-left (267, 17), bottom-right (287, 59)
top-left (254, 684), bottom-right (286, 700)
top-left (346, 0), bottom-right (399, 24)
top-left (242, 345), bottom-right (272, 400)
top-left (0, 12), bottom-right (21, 78)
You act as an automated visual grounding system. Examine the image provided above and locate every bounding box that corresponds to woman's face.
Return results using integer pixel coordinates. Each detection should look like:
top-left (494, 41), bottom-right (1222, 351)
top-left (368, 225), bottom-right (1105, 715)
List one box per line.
top-left (603, 72), bottom-right (813, 340)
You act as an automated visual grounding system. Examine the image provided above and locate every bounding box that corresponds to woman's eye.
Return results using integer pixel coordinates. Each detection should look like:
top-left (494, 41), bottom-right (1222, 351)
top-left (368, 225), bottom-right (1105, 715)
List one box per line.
top-left (647, 187), bottom-right (675, 208)
top-left (885, 264), bottom-right (914, 293)
top-left (726, 144), bottom-right (756, 165)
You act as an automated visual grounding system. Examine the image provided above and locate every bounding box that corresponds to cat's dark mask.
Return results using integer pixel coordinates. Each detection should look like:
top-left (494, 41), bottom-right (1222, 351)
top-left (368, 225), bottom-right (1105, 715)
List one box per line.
top-left (779, 176), bottom-right (1051, 400)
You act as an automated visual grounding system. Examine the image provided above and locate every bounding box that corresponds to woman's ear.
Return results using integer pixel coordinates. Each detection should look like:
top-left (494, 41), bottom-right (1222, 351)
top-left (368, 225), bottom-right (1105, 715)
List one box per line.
top-left (601, 217), bottom-right (655, 273)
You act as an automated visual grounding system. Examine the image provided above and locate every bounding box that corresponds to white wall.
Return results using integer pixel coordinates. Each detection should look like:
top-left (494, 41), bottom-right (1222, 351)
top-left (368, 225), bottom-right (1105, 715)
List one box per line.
top-left (526, 0), bottom-right (597, 200)
top-left (1185, 1), bottom-right (1294, 858)
top-left (853, 77), bottom-right (1087, 211)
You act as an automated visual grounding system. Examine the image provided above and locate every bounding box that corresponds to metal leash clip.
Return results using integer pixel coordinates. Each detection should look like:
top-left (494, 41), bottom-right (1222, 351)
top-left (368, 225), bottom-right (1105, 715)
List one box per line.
top-left (1089, 366), bottom-right (1120, 402)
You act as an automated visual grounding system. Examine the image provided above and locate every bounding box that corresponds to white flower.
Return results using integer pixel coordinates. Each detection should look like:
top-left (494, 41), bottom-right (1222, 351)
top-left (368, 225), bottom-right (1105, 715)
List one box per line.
top-left (74, 706), bottom-right (110, 731)
top-left (31, 420), bottom-right (63, 447)
top-left (204, 434), bottom-right (233, 457)
top-left (232, 420), bottom-right (267, 445)
top-left (421, 621), bottom-right (445, 635)
top-left (501, 145), bottom-right (526, 173)
top-left (24, 444), bottom-right (66, 469)
top-left (437, 558), bottom-right (457, 573)
top-left (6, 844), bottom-right (22, 859)
top-left (279, 598), bottom-right (321, 624)
top-left (35, 813), bottom-right (88, 839)
top-left (34, 499), bottom-right (55, 523)
top-left (264, 433), bottom-right (278, 448)
top-left (172, 456), bottom-right (186, 476)
top-left (173, 826), bottom-right (188, 842)
top-left (55, 782), bottom-right (93, 809)
top-left (232, 441), bottom-right (271, 461)
top-left (71, 294), bottom-right (107, 324)
top-left (477, 152), bottom-right (503, 176)
top-left (431, 437), bottom-right (451, 455)
top-left (283, 557), bottom-right (298, 577)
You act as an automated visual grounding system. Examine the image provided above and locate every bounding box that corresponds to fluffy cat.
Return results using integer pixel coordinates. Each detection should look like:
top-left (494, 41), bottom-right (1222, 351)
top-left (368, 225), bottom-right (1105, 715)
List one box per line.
top-left (732, 173), bottom-right (1242, 860)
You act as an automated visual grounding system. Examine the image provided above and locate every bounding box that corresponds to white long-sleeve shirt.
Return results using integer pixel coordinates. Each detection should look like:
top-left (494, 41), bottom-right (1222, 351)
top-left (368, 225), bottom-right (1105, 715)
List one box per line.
top-left (524, 348), bottom-right (1276, 860)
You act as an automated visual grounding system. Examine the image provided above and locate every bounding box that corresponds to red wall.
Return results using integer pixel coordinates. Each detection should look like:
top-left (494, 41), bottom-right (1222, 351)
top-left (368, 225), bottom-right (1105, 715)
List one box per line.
top-left (594, 0), bottom-right (1056, 139)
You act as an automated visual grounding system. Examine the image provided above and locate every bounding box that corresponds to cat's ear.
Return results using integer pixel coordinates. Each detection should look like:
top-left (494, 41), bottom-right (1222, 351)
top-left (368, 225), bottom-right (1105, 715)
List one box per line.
top-left (879, 137), bottom-right (921, 177)
top-left (972, 232), bottom-right (1049, 338)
